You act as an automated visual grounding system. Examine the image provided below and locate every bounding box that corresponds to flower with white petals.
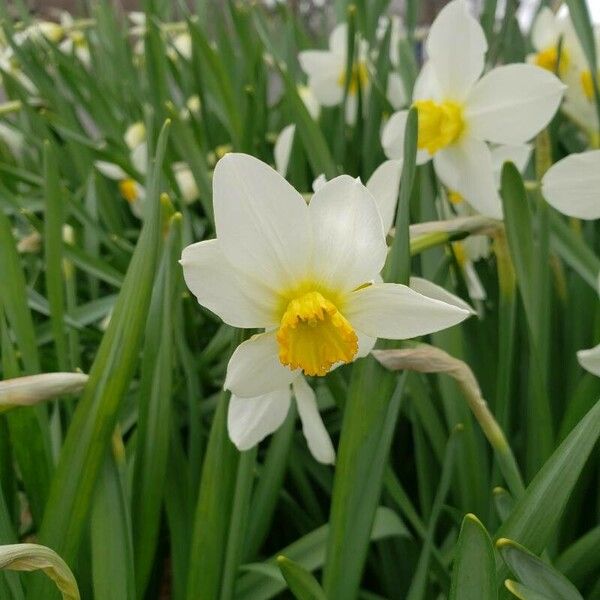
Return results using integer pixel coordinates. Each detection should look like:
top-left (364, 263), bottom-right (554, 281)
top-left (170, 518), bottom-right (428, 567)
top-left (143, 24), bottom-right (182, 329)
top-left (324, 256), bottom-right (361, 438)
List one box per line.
top-left (381, 0), bottom-right (564, 219)
top-left (527, 7), bottom-right (580, 75)
top-left (542, 150), bottom-right (600, 219)
top-left (181, 154), bottom-right (471, 461)
top-left (299, 23), bottom-right (370, 125)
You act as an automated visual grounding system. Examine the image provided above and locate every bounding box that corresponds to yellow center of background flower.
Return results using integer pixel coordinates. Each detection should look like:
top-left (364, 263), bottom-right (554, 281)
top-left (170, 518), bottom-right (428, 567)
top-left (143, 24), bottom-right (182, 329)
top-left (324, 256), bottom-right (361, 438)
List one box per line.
top-left (452, 241), bottom-right (467, 268)
top-left (119, 178), bottom-right (139, 203)
top-left (534, 45), bottom-right (569, 75)
top-left (338, 62), bottom-right (369, 96)
top-left (448, 190), bottom-right (464, 205)
top-left (277, 290), bottom-right (358, 376)
top-left (580, 70), bottom-right (598, 101)
top-left (414, 100), bottom-right (464, 155)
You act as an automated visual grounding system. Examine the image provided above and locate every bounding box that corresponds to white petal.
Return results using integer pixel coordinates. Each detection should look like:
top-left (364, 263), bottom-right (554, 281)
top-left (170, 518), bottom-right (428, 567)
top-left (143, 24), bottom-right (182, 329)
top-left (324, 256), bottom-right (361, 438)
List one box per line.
top-left (228, 387), bottom-right (292, 451)
top-left (225, 332), bottom-right (297, 398)
top-left (124, 122), bottom-right (146, 150)
top-left (344, 282), bottom-right (470, 339)
top-left (387, 72), bottom-right (406, 110)
top-left (366, 159), bottom-right (403, 233)
top-left (131, 142), bottom-right (148, 174)
top-left (381, 110), bottom-right (431, 164)
top-left (95, 161), bottom-right (127, 180)
top-left (309, 175), bottom-right (387, 292)
top-left (180, 240), bottom-right (276, 328)
top-left (531, 7), bottom-right (559, 51)
top-left (490, 144), bottom-right (532, 183)
top-left (292, 376), bottom-right (335, 464)
top-left (577, 343), bottom-right (600, 377)
top-left (274, 124), bottom-right (296, 177)
top-left (309, 73), bottom-right (345, 106)
top-left (433, 137), bottom-right (503, 219)
top-left (312, 173), bottom-right (327, 192)
top-left (409, 276), bottom-right (476, 315)
top-left (329, 22), bottom-right (348, 56)
top-left (173, 163), bottom-right (199, 204)
top-left (213, 153), bottom-right (311, 291)
top-left (413, 60), bottom-right (443, 101)
top-left (541, 150), bottom-right (600, 219)
top-left (463, 261), bottom-right (487, 301)
top-left (299, 51), bottom-right (345, 106)
top-left (425, 0), bottom-right (487, 100)
top-left (465, 64), bottom-right (565, 145)
top-left (345, 93), bottom-right (359, 126)
top-left (298, 85), bottom-right (321, 120)
top-left (357, 331), bottom-right (377, 357)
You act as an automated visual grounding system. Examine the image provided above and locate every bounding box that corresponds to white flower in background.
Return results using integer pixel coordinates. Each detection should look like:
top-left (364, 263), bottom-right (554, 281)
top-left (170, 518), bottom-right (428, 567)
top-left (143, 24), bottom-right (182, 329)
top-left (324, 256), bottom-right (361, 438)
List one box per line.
top-left (128, 12), bottom-right (147, 37)
top-left (578, 344), bottom-right (600, 376)
top-left (542, 150), bottom-right (600, 219)
top-left (13, 20), bottom-right (64, 46)
top-left (167, 32), bottom-right (192, 61)
top-left (299, 23), bottom-right (370, 125)
top-left (0, 121), bottom-right (24, 158)
top-left (377, 15), bottom-right (408, 109)
top-left (58, 13), bottom-right (91, 67)
top-left (274, 86), bottom-right (320, 176)
top-left (381, 0), bottom-right (564, 219)
top-left (181, 154), bottom-right (470, 460)
top-left (526, 7), bottom-right (580, 75)
top-left (96, 122), bottom-right (198, 217)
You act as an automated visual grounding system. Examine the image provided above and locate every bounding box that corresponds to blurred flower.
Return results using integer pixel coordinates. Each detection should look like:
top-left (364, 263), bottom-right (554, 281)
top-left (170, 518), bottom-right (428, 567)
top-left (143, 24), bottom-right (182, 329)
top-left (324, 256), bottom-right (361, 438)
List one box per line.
top-left (542, 150), bottom-right (600, 219)
top-left (13, 21), bottom-right (64, 46)
top-left (181, 154), bottom-right (470, 459)
top-left (381, 0), bottom-right (564, 219)
top-left (124, 121), bottom-right (146, 151)
top-left (167, 31), bottom-right (192, 61)
top-left (299, 23), bottom-right (370, 125)
top-left (58, 13), bottom-right (91, 67)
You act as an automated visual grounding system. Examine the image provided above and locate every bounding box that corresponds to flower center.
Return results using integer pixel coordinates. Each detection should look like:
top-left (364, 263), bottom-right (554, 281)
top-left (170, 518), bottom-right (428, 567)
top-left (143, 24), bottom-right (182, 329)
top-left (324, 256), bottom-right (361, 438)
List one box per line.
top-left (413, 100), bottom-right (464, 155)
top-left (119, 178), bottom-right (139, 204)
top-left (448, 190), bottom-right (464, 205)
top-left (452, 241), bottom-right (467, 268)
top-left (580, 69), bottom-right (598, 101)
top-left (534, 46), bottom-right (569, 74)
top-left (338, 62), bottom-right (369, 96)
top-left (277, 291), bottom-right (358, 377)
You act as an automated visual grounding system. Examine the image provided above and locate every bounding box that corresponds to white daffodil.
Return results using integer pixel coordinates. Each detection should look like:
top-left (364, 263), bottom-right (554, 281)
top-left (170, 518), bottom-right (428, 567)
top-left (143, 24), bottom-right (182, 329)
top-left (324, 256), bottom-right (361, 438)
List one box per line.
top-left (124, 121), bottom-right (146, 152)
top-left (95, 160), bottom-right (146, 219)
top-left (299, 23), bottom-right (370, 125)
top-left (381, 0), bottom-right (564, 219)
top-left (542, 150), bottom-right (600, 219)
top-left (13, 20), bottom-right (64, 46)
top-left (526, 7), bottom-right (580, 76)
top-left (376, 15), bottom-right (408, 110)
top-left (181, 154), bottom-right (471, 460)
top-left (167, 31), bottom-right (192, 61)
top-left (274, 86), bottom-right (321, 176)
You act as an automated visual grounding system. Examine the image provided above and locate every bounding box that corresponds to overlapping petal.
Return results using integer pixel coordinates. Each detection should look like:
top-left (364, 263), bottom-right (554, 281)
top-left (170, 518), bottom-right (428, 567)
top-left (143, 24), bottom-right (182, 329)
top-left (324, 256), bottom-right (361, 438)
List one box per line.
top-left (228, 388), bottom-right (292, 450)
top-left (465, 64), bottom-right (565, 145)
top-left (180, 239), bottom-right (276, 328)
top-left (541, 150), bottom-right (600, 219)
top-left (381, 110), bottom-right (431, 164)
top-left (577, 343), bottom-right (600, 377)
top-left (425, 0), bottom-right (487, 100)
top-left (225, 332), bottom-right (297, 398)
top-left (344, 283), bottom-right (470, 340)
top-left (409, 276), bottom-right (475, 315)
top-left (213, 153), bottom-right (311, 291)
top-left (366, 159), bottom-right (403, 233)
top-left (433, 136), bottom-right (502, 219)
top-left (292, 376), bottom-right (335, 464)
top-left (309, 175), bottom-right (387, 292)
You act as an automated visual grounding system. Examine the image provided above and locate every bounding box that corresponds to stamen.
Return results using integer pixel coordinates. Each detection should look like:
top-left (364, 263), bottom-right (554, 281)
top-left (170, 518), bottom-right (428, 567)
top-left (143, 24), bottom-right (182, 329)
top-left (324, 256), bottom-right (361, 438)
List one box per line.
top-left (413, 100), bottom-right (464, 155)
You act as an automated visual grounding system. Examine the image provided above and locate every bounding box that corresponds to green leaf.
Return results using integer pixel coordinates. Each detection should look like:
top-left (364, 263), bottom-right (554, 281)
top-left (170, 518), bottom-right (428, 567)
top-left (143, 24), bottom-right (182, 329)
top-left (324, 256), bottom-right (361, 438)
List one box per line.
top-left (237, 506), bottom-right (409, 600)
top-left (497, 538), bottom-right (583, 600)
top-left (30, 121), bottom-right (170, 590)
top-left (449, 514), bottom-right (497, 600)
top-left (504, 580), bottom-right (552, 600)
top-left (496, 400), bottom-right (600, 573)
top-left (277, 556), bottom-right (327, 600)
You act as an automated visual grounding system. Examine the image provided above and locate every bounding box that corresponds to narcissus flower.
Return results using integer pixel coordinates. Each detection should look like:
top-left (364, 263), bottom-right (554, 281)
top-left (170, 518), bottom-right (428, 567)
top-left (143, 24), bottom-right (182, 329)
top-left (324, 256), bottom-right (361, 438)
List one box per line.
top-left (299, 23), bottom-right (370, 125)
top-left (542, 150), bottom-right (600, 219)
top-left (181, 153), bottom-right (470, 460)
top-left (382, 0), bottom-right (564, 219)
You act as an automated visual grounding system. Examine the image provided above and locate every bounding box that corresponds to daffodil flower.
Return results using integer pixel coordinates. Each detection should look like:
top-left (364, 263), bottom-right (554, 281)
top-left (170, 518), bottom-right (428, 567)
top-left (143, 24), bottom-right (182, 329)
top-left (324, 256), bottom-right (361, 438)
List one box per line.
top-left (96, 122), bottom-right (198, 217)
top-left (181, 154), bottom-right (471, 460)
top-left (57, 12), bottom-right (91, 67)
top-left (542, 150), bottom-right (600, 219)
top-left (299, 23), bottom-right (370, 125)
top-left (526, 7), bottom-right (579, 75)
top-left (381, 0), bottom-right (564, 219)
